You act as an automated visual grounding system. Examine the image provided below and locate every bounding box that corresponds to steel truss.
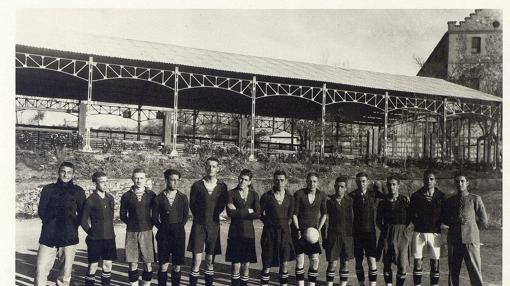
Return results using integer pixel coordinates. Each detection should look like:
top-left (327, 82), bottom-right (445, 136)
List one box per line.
top-left (16, 51), bottom-right (501, 161)
top-left (16, 95), bottom-right (80, 113)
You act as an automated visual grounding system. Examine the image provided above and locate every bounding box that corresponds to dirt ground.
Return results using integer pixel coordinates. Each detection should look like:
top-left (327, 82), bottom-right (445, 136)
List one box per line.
top-left (15, 219), bottom-right (501, 286)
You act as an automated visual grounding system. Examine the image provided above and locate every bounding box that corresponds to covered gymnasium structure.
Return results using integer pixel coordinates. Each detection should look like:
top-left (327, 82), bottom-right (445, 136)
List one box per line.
top-left (15, 32), bottom-right (502, 165)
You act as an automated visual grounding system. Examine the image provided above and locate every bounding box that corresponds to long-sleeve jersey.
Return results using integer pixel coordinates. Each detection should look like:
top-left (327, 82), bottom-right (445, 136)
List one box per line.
top-left (120, 187), bottom-right (155, 232)
top-left (152, 190), bottom-right (189, 229)
top-left (409, 187), bottom-right (445, 233)
top-left (189, 179), bottom-right (228, 225)
top-left (226, 187), bottom-right (260, 239)
top-left (81, 191), bottom-right (115, 240)
top-left (293, 188), bottom-right (327, 230)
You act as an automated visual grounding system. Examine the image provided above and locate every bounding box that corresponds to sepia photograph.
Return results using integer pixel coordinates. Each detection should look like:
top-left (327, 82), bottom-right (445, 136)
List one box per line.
top-left (13, 8), bottom-right (502, 286)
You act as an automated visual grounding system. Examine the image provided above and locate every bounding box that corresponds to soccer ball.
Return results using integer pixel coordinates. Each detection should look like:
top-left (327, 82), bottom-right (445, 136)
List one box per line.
top-left (303, 227), bottom-right (320, 244)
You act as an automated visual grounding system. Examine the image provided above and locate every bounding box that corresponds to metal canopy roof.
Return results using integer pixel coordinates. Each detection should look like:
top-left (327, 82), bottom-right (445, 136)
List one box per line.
top-left (16, 29), bottom-right (501, 104)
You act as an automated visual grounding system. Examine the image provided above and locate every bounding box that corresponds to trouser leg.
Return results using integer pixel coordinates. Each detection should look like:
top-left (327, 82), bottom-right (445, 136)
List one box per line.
top-left (447, 243), bottom-right (464, 286)
top-left (464, 243), bottom-right (483, 286)
top-left (34, 244), bottom-right (57, 286)
top-left (56, 244), bottom-right (77, 286)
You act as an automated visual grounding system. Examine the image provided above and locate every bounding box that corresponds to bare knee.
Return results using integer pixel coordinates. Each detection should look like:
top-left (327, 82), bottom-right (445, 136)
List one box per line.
top-left (102, 261), bottom-right (113, 272)
top-left (129, 262), bottom-right (138, 271)
top-left (231, 263), bottom-right (241, 275)
top-left (173, 264), bottom-right (181, 272)
top-left (310, 255), bottom-right (320, 270)
top-left (327, 261), bottom-right (338, 272)
top-left (205, 255), bottom-right (214, 270)
top-left (160, 263), bottom-right (170, 272)
top-left (88, 262), bottom-right (99, 274)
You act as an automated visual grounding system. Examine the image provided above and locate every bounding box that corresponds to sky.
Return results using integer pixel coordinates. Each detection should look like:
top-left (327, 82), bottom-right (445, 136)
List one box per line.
top-left (16, 9), bottom-right (474, 76)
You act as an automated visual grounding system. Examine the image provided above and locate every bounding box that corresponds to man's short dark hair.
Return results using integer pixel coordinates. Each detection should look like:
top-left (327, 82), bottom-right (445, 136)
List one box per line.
top-left (454, 172), bottom-right (469, 181)
top-left (239, 169), bottom-right (253, 180)
top-left (306, 172), bottom-right (319, 181)
top-left (132, 168), bottom-right (146, 176)
top-left (335, 175), bottom-right (348, 185)
top-left (59, 161), bottom-right (75, 172)
top-left (273, 170), bottom-right (287, 179)
top-left (206, 157), bottom-right (220, 164)
top-left (92, 171), bottom-right (107, 183)
top-left (386, 176), bottom-right (400, 184)
top-left (356, 172), bottom-right (368, 179)
top-left (423, 169), bottom-right (436, 178)
top-left (164, 169), bottom-right (181, 180)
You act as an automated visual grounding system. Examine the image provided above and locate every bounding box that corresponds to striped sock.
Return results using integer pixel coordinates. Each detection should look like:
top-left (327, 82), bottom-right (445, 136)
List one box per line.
top-left (189, 270), bottom-right (199, 286)
top-left (430, 270), bottom-right (440, 285)
top-left (295, 267), bottom-right (305, 284)
top-left (240, 275), bottom-right (249, 286)
top-left (279, 271), bottom-right (288, 285)
top-left (413, 269), bottom-right (422, 285)
top-left (326, 270), bottom-right (335, 284)
top-left (204, 269), bottom-right (214, 286)
top-left (231, 273), bottom-right (240, 286)
top-left (308, 269), bottom-right (318, 285)
top-left (368, 269), bottom-right (378, 282)
top-left (356, 267), bottom-right (365, 282)
top-left (84, 273), bottom-right (95, 286)
top-left (260, 272), bottom-right (270, 286)
top-left (340, 270), bottom-right (349, 282)
top-left (396, 272), bottom-right (406, 286)
top-left (100, 271), bottom-right (111, 286)
top-left (383, 269), bottom-right (393, 284)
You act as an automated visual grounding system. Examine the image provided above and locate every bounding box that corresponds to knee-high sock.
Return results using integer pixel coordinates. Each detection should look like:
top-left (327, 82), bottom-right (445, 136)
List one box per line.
top-left (158, 270), bottom-right (167, 286)
top-left (188, 270), bottom-right (199, 286)
top-left (171, 269), bottom-right (181, 286)
top-left (368, 268), bottom-right (378, 283)
top-left (326, 269), bottom-right (335, 286)
top-left (128, 270), bottom-right (139, 283)
top-left (260, 272), bottom-right (270, 286)
top-left (430, 269), bottom-right (440, 285)
top-left (279, 271), bottom-right (288, 286)
top-left (231, 273), bottom-right (240, 286)
top-left (383, 269), bottom-right (393, 284)
top-left (413, 267), bottom-right (422, 285)
top-left (240, 274), bottom-right (249, 286)
top-left (308, 269), bottom-right (318, 286)
top-left (356, 266), bottom-right (365, 282)
top-left (204, 269), bottom-right (214, 286)
top-left (396, 271), bottom-right (406, 286)
top-left (100, 271), bottom-right (111, 286)
top-left (295, 267), bottom-right (305, 285)
top-left (85, 273), bottom-right (95, 286)
top-left (340, 270), bottom-right (349, 284)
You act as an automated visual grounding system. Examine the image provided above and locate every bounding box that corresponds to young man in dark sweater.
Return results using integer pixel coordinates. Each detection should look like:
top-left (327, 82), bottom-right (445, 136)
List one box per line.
top-left (348, 172), bottom-right (384, 286)
top-left (35, 161), bottom-right (86, 286)
top-left (324, 176), bottom-right (354, 286)
top-left (187, 157), bottom-right (228, 286)
top-left (225, 169), bottom-right (260, 286)
top-left (152, 169), bottom-right (189, 286)
top-left (376, 176), bottom-right (411, 286)
top-left (259, 170), bottom-right (295, 286)
top-left (409, 169), bottom-right (445, 286)
top-left (120, 168), bottom-right (156, 286)
top-left (81, 171), bottom-right (117, 286)
top-left (292, 172), bottom-right (328, 286)
top-left (442, 172), bottom-right (488, 286)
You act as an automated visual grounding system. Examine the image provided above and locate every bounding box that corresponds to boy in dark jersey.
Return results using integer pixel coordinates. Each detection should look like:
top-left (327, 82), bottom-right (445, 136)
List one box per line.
top-left (187, 157), bottom-right (228, 286)
top-left (120, 168), bottom-right (156, 286)
top-left (410, 169), bottom-right (445, 286)
top-left (81, 171), bottom-right (117, 286)
top-left (259, 170), bottom-right (295, 286)
top-left (348, 172), bottom-right (384, 286)
top-left (225, 169), bottom-right (260, 286)
top-left (376, 176), bottom-right (411, 286)
top-left (324, 176), bottom-right (354, 286)
top-left (292, 172), bottom-right (328, 286)
top-left (152, 169), bottom-right (189, 286)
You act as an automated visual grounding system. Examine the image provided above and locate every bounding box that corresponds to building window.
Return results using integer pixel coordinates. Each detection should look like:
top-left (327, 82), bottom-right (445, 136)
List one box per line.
top-left (471, 37), bottom-right (481, 54)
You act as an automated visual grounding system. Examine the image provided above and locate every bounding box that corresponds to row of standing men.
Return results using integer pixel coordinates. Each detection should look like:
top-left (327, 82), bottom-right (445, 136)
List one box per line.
top-left (33, 157), bottom-right (488, 286)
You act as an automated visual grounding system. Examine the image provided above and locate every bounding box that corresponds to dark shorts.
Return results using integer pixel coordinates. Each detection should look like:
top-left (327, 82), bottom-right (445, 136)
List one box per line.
top-left (324, 235), bottom-right (354, 262)
top-left (86, 237), bottom-right (117, 264)
top-left (225, 237), bottom-right (257, 263)
top-left (156, 224), bottom-right (186, 265)
top-left (291, 229), bottom-right (322, 255)
top-left (353, 232), bottom-right (378, 259)
top-left (261, 227), bottom-right (295, 267)
top-left (187, 223), bottom-right (221, 255)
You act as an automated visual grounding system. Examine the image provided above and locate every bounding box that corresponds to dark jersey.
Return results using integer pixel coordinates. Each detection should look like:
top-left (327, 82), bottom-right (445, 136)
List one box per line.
top-left (120, 188), bottom-right (156, 232)
top-left (325, 195), bottom-right (353, 238)
top-left (293, 188), bottom-right (328, 230)
top-left (81, 192), bottom-right (116, 240)
top-left (409, 188), bottom-right (445, 233)
top-left (260, 190), bottom-right (294, 231)
top-left (226, 187), bottom-right (260, 239)
top-left (189, 179), bottom-right (228, 226)
top-left (348, 189), bottom-right (385, 234)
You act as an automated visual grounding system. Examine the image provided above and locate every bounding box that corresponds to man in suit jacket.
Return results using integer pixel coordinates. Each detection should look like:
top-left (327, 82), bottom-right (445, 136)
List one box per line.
top-left (442, 172), bottom-right (488, 286)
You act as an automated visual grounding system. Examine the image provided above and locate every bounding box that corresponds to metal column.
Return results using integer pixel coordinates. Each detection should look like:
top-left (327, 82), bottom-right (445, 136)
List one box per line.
top-left (321, 84), bottom-right (326, 158)
top-left (82, 56), bottom-right (94, 152)
top-left (442, 97), bottom-right (448, 161)
top-left (170, 66), bottom-right (179, 157)
top-left (249, 76), bottom-right (257, 161)
top-left (383, 92), bottom-right (389, 164)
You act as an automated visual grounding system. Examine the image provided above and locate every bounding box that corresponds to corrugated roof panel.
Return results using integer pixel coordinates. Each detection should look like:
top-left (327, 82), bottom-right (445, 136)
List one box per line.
top-left (16, 29), bottom-right (501, 103)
